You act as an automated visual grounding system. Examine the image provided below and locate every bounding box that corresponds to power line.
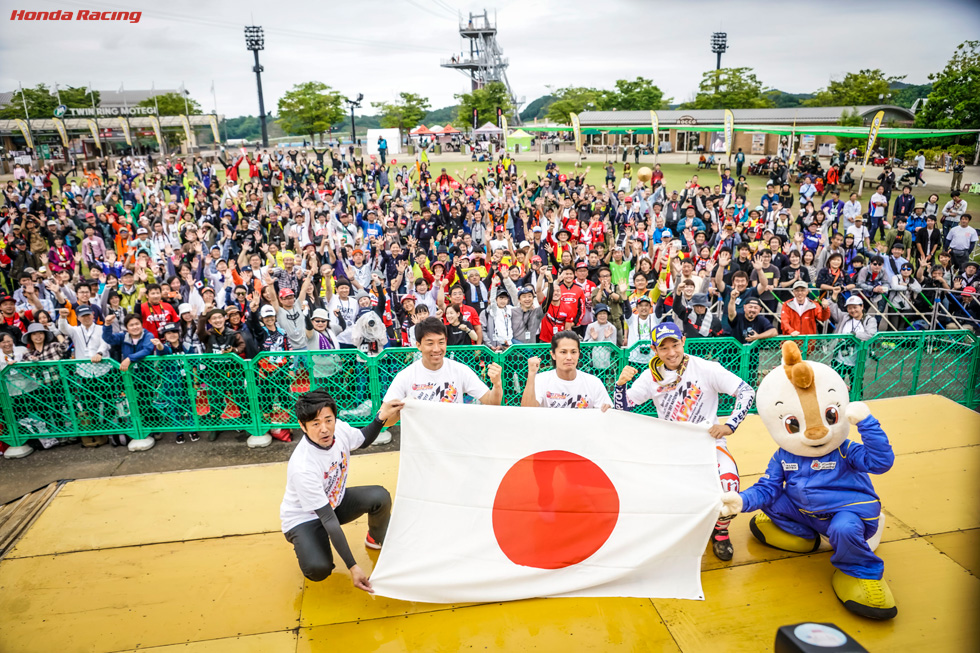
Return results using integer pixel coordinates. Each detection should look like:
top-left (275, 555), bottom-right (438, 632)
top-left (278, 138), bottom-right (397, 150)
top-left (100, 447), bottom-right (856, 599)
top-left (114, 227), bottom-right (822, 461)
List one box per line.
top-left (51, 0), bottom-right (445, 53)
top-left (403, 0), bottom-right (454, 20)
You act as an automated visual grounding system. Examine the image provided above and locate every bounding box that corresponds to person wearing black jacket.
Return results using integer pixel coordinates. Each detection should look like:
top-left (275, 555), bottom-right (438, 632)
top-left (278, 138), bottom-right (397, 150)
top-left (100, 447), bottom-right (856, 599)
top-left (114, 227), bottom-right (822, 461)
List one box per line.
top-left (197, 308), bottom-right (246, 356)
top-left (280, 390), bottom-right (403, 591)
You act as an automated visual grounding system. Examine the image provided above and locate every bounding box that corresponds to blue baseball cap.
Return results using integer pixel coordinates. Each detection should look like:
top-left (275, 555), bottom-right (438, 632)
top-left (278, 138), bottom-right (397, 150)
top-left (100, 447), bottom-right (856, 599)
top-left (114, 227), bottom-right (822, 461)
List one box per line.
top-left (654, 322), bottom-right (684, 346)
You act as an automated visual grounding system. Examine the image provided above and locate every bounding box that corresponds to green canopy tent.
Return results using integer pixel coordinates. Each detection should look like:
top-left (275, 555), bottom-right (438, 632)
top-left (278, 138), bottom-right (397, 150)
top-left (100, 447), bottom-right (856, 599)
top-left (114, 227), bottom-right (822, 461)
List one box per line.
top-left (507, 128), bottom-right (533, 152)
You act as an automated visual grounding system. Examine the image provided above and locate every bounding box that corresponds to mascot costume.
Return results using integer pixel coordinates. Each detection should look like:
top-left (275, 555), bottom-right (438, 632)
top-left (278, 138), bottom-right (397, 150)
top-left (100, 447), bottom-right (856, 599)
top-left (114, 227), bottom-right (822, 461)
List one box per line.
top-left (720, 341), bottom-right (897, 620)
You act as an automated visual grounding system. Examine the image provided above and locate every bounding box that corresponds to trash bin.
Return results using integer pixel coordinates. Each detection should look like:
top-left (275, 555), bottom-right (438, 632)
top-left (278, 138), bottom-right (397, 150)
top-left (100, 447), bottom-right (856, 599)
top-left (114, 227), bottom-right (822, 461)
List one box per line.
top-left (407, 144), bottom-right (416, 155)
top-left (434, 144), bottom-right (442, 154)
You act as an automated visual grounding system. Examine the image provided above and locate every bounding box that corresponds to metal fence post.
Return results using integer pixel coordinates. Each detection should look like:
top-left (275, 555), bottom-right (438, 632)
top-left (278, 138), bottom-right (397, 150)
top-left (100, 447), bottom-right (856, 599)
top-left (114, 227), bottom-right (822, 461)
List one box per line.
top-left (0, 369), bottom-right (23, 447)
top-left (245, 356), bottom-right (263, 439)
top-left (118, 366), bottom-right (144, 442)
top-left (909, 334), bottom-right (926, 396)
top-left (851, 335), bottom-right (867, 401)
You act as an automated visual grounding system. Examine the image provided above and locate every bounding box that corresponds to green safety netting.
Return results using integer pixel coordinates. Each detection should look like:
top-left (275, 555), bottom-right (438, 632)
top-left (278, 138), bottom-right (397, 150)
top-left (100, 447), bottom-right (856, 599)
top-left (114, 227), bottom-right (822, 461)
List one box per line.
top-left (0, 359), bottom-right (140, 445)
top-left (0, 330), bottom-right (976, 444)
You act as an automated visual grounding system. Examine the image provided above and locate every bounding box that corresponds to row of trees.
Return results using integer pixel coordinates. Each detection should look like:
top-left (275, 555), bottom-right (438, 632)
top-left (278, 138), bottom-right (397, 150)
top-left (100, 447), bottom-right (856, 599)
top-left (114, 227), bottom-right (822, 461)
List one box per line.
top-left (3, 41), bottom-right (976, 145)
top-left (0, 85), bottom-right (202, 119)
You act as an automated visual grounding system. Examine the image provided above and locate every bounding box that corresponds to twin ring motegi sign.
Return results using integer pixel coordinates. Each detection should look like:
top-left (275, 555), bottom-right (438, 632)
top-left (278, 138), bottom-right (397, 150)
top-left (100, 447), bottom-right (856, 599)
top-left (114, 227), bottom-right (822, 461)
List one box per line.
top-left (67, 107), bottom-right (159, 117)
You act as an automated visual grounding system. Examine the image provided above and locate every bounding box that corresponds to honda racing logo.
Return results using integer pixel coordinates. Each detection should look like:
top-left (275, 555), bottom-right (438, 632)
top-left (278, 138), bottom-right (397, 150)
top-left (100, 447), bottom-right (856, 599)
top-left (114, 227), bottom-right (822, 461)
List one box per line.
top-left (10, 9), bottom-right (142, 23)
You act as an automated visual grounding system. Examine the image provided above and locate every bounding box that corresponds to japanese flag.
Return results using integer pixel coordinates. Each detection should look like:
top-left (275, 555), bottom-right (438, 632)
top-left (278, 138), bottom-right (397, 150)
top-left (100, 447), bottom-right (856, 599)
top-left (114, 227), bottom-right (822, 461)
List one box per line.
top-left (369, 400), bottom-right (722, 603)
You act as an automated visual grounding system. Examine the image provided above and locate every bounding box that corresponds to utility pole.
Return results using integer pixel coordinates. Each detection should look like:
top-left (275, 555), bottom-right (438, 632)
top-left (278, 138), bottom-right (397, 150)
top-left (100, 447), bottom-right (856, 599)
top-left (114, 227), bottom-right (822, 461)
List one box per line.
top-left (244, 25), bottom-right (269, 148)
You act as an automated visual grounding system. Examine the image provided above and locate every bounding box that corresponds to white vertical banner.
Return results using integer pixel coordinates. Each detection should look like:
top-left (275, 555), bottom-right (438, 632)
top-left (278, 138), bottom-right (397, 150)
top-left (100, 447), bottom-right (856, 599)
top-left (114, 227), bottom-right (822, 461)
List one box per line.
top-left (370, 401), bottom-right (721, 603)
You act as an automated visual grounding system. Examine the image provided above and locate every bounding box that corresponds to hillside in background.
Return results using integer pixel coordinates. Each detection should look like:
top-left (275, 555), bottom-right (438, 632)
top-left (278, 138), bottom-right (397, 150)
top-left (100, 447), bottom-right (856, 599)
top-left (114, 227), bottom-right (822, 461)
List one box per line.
top-left (221, 79), bottom-right (933, 142)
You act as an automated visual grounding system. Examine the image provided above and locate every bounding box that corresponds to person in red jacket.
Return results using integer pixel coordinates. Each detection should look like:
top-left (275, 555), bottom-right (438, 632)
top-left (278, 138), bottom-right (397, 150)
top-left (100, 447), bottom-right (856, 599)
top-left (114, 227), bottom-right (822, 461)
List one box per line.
top-left (137, 283), bottom-right (179, 337)
top-left (780, 280), bottom-right (831, 336)
top-left (539, 266), bottom-right (584, 342)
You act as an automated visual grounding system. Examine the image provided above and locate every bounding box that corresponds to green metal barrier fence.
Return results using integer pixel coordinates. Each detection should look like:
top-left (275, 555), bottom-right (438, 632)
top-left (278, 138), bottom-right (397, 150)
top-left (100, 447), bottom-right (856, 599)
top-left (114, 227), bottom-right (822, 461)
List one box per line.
top-left (1, 330), bottom-right (977, 446)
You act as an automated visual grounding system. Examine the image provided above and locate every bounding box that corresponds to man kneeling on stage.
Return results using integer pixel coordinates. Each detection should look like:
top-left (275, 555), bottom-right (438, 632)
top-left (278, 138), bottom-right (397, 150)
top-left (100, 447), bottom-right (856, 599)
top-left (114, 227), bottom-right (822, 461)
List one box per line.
top-left (280, 389), bottom-right (404, 593)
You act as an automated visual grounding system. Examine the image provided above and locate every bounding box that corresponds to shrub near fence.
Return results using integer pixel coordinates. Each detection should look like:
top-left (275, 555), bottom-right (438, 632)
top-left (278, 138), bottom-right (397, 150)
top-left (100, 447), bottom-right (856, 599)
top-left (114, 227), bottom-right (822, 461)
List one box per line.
top-left (0, 330), bottom-right (977, 448)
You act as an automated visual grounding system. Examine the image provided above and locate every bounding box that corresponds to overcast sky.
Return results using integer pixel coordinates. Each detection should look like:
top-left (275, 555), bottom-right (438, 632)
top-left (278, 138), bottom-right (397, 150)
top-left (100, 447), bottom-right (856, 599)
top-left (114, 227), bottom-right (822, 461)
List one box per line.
top-left (2, 0), bottom-right (979, 118)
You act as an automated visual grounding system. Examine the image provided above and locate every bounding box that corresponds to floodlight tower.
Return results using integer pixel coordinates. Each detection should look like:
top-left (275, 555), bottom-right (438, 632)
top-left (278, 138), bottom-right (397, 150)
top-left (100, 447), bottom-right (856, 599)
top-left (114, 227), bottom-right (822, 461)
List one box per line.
top-left (244, 25), bottom-right (269, 147)
top-left (711, 32), bottom-right (728, 70)
top-left (345, 93), bottom-right (363, 146)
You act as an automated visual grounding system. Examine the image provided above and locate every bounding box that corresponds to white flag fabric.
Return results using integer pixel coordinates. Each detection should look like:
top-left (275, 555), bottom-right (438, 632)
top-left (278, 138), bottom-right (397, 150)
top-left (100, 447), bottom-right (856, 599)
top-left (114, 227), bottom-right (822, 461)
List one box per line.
top-left (370, 400), bottom-right (722, 603)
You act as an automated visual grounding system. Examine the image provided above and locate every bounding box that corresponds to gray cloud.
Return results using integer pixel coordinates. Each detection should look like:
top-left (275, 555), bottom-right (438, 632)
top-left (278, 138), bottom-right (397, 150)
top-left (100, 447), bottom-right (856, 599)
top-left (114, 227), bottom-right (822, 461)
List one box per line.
top-left (1, 0), bottom-right (977, 118)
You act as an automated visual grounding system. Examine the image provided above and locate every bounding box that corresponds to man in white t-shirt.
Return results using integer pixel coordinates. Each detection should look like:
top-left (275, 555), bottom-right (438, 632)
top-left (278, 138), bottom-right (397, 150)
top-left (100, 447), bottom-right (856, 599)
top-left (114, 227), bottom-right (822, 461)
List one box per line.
top-left (868, 184), bottom-right (888, 243)
top-left (613, 322), bottom-right (755, 562)
top-left (280, 390), bottom-right (404, 592)
top-left (521, 330), bottom-right (612, 410)
top-left (382, 317), bottom-right (503, 407)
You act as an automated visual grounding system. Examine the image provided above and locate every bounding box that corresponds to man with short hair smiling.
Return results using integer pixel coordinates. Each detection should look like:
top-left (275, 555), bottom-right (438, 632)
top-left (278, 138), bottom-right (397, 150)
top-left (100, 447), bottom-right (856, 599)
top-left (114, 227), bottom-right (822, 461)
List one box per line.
top-left (614, 322), bottom-right (756, 561)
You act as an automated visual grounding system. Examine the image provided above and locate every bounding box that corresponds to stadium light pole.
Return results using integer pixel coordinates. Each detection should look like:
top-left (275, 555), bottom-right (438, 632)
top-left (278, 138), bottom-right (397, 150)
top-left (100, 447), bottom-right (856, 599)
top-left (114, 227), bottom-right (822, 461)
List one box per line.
top-left (244, 25), bottom-right (269, 148)
top-left (345, 93), bottom-right (363, 147)
top-left (711, 32), bottom-right (728, 71)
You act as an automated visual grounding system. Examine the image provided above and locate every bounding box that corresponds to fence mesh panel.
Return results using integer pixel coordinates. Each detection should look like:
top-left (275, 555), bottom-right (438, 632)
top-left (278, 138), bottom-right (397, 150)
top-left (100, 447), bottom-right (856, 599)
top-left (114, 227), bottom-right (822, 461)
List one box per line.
top-left (252, 350), bottom-right (374, 431)
top-left (0, 360), bottom-right (137, 444)
top-left (128, 354), bottom-right (253, 434)
top-left (862, 330), bottom-right (978, 405)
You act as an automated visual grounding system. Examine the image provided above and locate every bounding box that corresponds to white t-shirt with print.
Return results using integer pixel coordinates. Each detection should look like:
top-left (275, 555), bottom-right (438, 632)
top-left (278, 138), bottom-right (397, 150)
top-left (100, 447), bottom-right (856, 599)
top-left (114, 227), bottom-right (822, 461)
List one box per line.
top-left (280, 421), bottom-right (364, 533)
top-left (328, 295), bottom-right (359, 344)
top-left (534, 369), bottom-right (612, 409)
top-left (626, 356), bottom-right (743, 444)
top-left (383, 358), bottom-right (489, 404)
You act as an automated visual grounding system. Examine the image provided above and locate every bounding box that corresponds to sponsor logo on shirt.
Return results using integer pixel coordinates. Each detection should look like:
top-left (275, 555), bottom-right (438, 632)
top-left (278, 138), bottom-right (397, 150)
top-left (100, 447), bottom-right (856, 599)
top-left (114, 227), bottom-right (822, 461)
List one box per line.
top-left (544, 391), bottom-right (590, 409)
top-left (324, 451), bottom-right (349, 507)
top-left (781, 461), bottom-right (799, 471)
top-left (662, 382), bottom-right (703, 422)
top-left (810, 460), bottom-right (836, 471)
top-left (411, 382), bottom-right (459, 403)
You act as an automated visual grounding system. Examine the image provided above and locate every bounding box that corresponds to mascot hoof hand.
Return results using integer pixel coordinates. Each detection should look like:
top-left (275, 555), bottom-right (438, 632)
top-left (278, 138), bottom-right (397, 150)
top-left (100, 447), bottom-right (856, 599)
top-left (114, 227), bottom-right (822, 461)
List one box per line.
top-left (719, 491), bottom-right (743, 516)
top-left (749, 514), bottom-right (820, 553)
top-left (845, 401), bottom-right (872, 425)
top-left (832, 569), bottom-right (897, 620)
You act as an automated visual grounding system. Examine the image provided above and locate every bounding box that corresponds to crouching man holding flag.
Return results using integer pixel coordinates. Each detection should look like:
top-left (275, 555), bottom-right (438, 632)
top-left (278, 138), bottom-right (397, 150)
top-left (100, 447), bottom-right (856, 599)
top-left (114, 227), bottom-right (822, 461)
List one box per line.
top-left (280, 389), bottom-right (404, 592)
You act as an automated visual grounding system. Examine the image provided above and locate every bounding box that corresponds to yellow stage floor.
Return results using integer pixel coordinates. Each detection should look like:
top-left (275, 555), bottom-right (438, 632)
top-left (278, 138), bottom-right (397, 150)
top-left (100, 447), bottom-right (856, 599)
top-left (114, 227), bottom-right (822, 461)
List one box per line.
top-left (0, 395), bottom-right (978, 652)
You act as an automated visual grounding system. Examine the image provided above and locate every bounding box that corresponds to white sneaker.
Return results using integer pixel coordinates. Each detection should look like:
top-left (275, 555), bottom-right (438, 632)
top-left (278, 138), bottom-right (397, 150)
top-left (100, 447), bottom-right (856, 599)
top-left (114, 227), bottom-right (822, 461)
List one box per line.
top-left (371, 429), bottom-right (393, 446)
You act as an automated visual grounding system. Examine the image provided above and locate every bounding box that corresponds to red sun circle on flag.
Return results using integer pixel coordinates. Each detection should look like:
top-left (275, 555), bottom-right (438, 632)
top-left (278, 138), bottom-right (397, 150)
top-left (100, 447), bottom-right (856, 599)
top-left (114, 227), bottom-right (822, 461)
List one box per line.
top-left (492, 450), bottom-right (619, 569)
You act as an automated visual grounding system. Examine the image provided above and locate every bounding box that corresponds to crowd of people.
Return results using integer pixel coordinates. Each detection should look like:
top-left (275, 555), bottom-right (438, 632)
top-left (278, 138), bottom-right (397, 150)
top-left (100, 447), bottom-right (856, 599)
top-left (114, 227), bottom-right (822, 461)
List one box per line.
top-left (0, 145), bottom-right (978, 448)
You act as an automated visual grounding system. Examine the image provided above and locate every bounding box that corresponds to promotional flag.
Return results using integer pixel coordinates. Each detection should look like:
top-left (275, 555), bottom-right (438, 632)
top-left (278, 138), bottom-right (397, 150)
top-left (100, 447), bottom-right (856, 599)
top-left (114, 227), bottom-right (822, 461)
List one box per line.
top-left (650, 110), bottom-right (659, 162)
top-left (369, 401), bottom-right (721, 603)
top-left (148, 115), bottom-right (163, 148)
top-left (52, 117), bottom-right (69, 148)
top-left (724, 109), bottom-right (734, 159)
top-left (208, 114), bottom-right (220, 143)
top-left (570, 113), bottom-right (583, 154)
top-left (87, 119), bottom-right (102, 150)
top-left (179, 115), bottom-right (193, 144)
top-left (472, 108), bottom-right (478, 130)
top-left (861, 110), bottom-right (885, 173)
top-left (501, 115), bottom-right (508, 152)
top-left (117, 117), bottom-right (132, 146)
top-left (13, 119), bottom-right (33, 150)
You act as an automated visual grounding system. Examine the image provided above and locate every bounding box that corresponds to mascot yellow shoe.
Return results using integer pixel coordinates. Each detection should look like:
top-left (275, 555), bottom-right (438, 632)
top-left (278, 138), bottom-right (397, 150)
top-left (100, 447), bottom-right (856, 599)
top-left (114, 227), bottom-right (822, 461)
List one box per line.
top-left (749, 513), bottom-right (820, 553)
top-left (717, 341), bottom-right (898, 620)
top-left (832, 569), bottom-right (898, 621)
